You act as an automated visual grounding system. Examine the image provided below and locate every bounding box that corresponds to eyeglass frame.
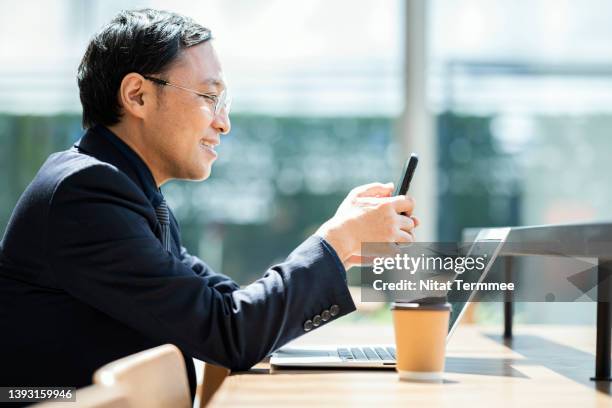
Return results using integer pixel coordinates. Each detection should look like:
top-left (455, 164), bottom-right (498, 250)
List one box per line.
top-left (142, 75), bottom-right (231, 115)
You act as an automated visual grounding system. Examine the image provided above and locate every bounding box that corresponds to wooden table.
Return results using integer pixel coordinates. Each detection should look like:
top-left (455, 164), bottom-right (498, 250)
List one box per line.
top-left (208, 323), bottom-right (612, 407)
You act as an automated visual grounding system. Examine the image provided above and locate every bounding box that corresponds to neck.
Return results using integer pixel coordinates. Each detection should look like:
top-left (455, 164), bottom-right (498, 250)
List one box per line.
top-left (107, 122), bottom-right (168, 187)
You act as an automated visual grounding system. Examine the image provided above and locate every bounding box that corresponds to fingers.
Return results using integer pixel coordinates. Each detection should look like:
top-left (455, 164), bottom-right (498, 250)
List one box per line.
top-left (410, 215), bottom-right (420, 228)
top-left (387, 195), bottom-right (415, 215)
top-left (397, 213), bottom-right (415, 233)
top-left (395, 214), bottom-right (416, 243)
top-left (351, 182), bottom-right (394, 198)
top-left (355, 195), bottom-right (414, 213)
top-left (394, 229), bottom-right (415, 243)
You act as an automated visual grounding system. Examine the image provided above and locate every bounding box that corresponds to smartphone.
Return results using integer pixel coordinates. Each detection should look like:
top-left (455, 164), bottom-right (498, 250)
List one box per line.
top-left (394, 153), bottom-right (419, 196)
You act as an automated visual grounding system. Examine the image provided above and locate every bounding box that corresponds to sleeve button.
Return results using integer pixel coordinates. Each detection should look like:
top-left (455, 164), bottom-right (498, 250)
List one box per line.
top-left (321, 310), bottom-right (331, 321)
top-left (330, 304), bottom-right (340, 317)
top-left (313, 315), bottom-right (322, 326)
top-left (303, 319), bottom-right (314, 332)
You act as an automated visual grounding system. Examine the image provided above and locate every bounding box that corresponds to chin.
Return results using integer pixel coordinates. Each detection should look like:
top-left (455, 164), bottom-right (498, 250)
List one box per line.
top-left (190, 166), bottom-right (212, 181)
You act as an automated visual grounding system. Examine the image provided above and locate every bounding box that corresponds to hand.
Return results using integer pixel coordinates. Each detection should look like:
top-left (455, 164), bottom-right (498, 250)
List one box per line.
top-left (345, 213), bottom-right (420, 268)
top-left (316, 182), bottom-right (418, 269)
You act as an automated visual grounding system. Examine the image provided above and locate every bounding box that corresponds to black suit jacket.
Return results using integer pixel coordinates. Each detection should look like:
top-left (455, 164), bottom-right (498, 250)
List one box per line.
top-left (0, 126), bottom-right (355, 398)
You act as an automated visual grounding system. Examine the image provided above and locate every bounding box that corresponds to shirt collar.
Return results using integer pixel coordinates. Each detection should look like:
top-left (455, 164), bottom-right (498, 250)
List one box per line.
top-left (89, 125), bottom-right (164, 207)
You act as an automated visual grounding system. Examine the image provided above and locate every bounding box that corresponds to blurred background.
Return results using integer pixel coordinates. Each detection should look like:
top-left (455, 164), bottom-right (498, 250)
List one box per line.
top-left (1, 0), bottom-right (610, 325)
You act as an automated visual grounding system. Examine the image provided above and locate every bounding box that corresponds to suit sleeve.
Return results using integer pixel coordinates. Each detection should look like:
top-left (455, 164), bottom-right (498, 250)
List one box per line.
top-left (178, 245), bottom-right (240, 293)
top-left (46, 164), bottom-right (356, 371)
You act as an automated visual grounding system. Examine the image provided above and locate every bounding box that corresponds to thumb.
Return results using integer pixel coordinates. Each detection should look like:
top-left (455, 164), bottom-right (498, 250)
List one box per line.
top-left (352, 182), bottom-right (395, 198)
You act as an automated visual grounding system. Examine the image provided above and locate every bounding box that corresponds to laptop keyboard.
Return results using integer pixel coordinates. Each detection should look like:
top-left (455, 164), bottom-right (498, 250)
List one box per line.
top-left (337, 346), bottom-right (396, 361)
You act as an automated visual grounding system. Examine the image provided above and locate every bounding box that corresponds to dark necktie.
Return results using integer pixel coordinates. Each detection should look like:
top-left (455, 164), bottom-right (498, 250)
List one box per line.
top-left (154, 198), bottom-right (172, 252)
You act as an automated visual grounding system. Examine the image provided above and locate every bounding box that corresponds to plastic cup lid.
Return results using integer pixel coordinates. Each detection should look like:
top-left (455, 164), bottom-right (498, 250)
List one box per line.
top-left (391, 297), bottom-right (451, 311)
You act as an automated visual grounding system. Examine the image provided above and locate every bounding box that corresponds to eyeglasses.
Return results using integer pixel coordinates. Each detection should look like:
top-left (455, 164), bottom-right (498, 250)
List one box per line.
top-left (143, 75), bottom-right (232, 115)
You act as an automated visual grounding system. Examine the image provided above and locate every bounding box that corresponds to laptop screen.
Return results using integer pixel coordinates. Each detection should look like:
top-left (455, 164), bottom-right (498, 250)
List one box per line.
top-left (447, 228), bottom-right (510, 339)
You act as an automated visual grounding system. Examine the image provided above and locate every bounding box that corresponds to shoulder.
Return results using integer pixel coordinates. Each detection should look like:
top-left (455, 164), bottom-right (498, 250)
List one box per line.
top-left (19, 147), bottom-right (149, 214)
top-left (1, 147), bottom-right (151, 266)
top-left (44, 148), bottom-right (142, 201)
top-left (44, 148), bottom-right (155, 234)
top-left (46, 148), bottom-right (121, 187)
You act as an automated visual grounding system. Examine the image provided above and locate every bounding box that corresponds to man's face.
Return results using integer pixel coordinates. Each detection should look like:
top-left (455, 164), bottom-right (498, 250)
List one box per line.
top-left (145, 41), bottom-right (230, 182)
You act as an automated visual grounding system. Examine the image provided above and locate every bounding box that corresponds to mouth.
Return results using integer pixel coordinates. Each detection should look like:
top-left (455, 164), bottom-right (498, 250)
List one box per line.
top-left (199, 139), bottom-right (219, 157)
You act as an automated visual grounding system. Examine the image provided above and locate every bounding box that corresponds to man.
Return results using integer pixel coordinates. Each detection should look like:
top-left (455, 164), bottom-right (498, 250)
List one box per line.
top-left (0, 9), bottom-right (417, 401)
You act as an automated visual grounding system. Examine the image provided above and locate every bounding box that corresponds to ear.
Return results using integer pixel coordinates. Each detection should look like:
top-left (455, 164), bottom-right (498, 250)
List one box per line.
top-left (117, 73), bottom-right (153, 120)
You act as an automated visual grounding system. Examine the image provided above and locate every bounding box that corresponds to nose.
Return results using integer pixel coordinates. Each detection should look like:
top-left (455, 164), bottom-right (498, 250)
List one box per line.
top-left (212, 108), bottom-right (231, 135)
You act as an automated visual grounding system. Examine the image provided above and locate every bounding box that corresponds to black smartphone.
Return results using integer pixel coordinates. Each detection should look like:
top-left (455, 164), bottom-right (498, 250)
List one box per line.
top-left (394, 153), bottom-right (419, 196)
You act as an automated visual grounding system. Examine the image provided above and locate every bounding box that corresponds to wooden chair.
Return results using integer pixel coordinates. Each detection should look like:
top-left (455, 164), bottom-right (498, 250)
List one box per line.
top-left (199, 363), bottom-right (230, 407)
top-left (34, 345), bottom-right (228, 408)
top-left (93, 344), bottom-right (191, 408)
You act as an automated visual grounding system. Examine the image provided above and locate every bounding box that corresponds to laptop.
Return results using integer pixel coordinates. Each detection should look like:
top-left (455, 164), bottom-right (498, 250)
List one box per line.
top-left (270, 228), bottom-right (510, 369)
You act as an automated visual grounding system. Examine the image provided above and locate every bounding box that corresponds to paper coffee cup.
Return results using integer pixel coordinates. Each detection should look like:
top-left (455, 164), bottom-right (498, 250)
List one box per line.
top-left (391, 300), bottom-right (451, 381)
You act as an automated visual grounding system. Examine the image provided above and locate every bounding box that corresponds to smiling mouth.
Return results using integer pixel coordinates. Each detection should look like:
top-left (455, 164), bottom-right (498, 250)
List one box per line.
top-left (200, 140), bottom-right (215, 150)
top-left (199, 140), bottom-right (218, 157)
